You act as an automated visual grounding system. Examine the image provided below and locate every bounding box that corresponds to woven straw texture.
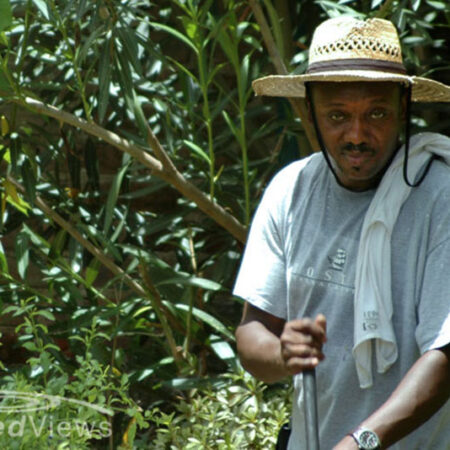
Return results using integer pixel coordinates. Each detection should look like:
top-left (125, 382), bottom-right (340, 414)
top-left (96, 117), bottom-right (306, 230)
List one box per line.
top-left (310, 18), bottom-right (402, 64)
top-left (252, 17), bottom-right (450, 103)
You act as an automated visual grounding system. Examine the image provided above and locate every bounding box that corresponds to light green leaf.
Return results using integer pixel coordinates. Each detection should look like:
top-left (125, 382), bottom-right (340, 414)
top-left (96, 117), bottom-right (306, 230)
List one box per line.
top-left (222, 110), bottom-right (241, 142)
top-left (85, 258), bottom-right (101, 288)
top-left (411, 0), bottom-right (422, 10)
top-left (104, 162), bottom-right (129, 235)
top-left (425, 0), bottom-right (448, 10)
top-left (157, 275), bottom-right (221, 291)
top-left (0, 241), bottom-right (8, 274)
top-left (15, 230), bottom-right (30, 279)
top-left (36, 310), bottom-right (56, 321)
top-left (31, 0), bottom-right (50, 20)
top-left (183, 140), bottom-right (210, 164)
top-left (151, 22), bottom-right (198, 54)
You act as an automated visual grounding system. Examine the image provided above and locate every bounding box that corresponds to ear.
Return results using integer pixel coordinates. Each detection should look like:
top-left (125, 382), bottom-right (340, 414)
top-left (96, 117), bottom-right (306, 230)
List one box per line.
top-left (400, 85), bottom-right (408, 120)
top-left (305, 84), bottom-right (314, 123)
top-left (306, 97), bottom-right (314, 123)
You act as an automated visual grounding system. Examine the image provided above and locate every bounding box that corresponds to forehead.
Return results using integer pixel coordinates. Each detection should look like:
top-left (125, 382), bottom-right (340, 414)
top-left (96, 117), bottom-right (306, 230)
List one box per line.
top-left (310, 81), bottom-right (402, 105)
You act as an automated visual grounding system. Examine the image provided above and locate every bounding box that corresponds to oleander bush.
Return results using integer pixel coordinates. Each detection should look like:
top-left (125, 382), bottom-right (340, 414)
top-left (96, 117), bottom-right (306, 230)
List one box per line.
top-left (0, 0), bottom-right (448, 448)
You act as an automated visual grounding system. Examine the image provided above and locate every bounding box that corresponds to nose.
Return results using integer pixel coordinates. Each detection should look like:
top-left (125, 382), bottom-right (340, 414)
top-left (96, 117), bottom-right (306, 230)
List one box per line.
top-left (345, 116), bottom-right (367, 146)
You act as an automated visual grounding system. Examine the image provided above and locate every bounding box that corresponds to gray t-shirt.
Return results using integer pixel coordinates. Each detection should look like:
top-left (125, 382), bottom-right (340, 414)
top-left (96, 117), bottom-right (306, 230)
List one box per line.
top-left (234, 153), bottom-right (450, 449)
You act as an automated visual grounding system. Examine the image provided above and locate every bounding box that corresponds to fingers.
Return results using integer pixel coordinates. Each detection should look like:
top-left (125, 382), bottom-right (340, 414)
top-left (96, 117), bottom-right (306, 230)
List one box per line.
top-left (280, 315), bottom-right (327, 375)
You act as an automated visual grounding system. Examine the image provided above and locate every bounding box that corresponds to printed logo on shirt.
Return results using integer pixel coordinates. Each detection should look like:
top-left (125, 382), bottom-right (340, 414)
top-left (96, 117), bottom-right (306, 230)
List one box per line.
top-left (328, 248), bottom-right (347, 271)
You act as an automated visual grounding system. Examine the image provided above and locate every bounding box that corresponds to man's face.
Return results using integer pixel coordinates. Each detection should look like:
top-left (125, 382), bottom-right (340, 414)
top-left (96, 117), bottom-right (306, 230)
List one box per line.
top-left (309, 82), bottom-right (405, 191)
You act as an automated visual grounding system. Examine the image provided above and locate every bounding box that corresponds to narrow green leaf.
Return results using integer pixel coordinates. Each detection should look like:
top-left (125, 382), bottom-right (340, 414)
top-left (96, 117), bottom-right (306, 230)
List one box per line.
top-left (166, 55), bottom-right (198, 83)
top-left (158, 276), bottom-right (221, 291)
top-left (49, 228), bottom-right (67, 260)
top-left (163, 376), bottom-right (227, 390)
top-left (9, 135), bottom-right (20, 175)
top-left (0, 240), bottom-right (9, 274)
top-left (22, 223), bottom-right (50, 249)
top-left (183, 139), bottom-right (210, 164)
top-left (115, 50), bottom-right (147, 136)
top-left (15, 230), bottom-right (30, 279)
top-left (239, 54), bottom-right (250, 98)
top-left (151, 22), bottom-right (198, 54)
top-left (0, 69), bottom-right (12, 94)
top-left (98, 40), bottom-right (111, 124)
top-left (222, 110), bottom-right (241, 142)
top-left (76, 26), bottom-right (104, 66)
top-left (103, 162), bottom-right (129, 235)
top-left (31, 0), bottom-right (50, 20)
top-left (0, 0), bottom-right (12, 32)
top-left (85, 258), bottom-right (101, 287)
top-left (175, 304), bottom-right (234, 340)
top-left (36, 310), bottom-right (56, 321)
top-left (22, 341), bottom-right (38, 352)
top-left (425, 1), bottom-right (447, 10)
top-left (210, 336), bottom-right (239, 370)
top-left (21, 159), bottom-right (36, 203)
top-left (116, 27), bottom-right (142, 76)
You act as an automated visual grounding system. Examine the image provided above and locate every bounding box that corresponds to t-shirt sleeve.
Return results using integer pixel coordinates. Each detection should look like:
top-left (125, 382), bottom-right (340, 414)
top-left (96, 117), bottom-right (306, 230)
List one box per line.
top-left (233, 159), bottom-right (310, 319)
top-left (416, 236), bottom-right (450, 353)
top-left (416, 192), bottom-right (450, 353)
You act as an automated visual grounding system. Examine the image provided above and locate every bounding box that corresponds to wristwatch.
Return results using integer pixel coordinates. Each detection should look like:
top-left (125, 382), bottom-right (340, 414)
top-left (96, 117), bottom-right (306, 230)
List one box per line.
top-left (349, 427), bottom-right (381, 449)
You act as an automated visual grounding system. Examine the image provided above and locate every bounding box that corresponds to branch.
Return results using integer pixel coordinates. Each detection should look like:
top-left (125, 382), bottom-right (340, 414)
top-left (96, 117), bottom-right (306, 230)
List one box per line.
top-left (10, 96), bottom-right (247, 243)
top-left (375, 0), bottom-right (395, 19)
top-left (249, 0), bottom-right (319, 150)
top-left (9, 175), bottom-right (185, 369)
top-left (7, 175), bottom-right (148, 299)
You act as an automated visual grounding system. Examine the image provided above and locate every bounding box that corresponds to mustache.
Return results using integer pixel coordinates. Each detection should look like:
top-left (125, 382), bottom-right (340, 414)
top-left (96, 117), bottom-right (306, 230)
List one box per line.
top-left (341, 143), bottom-right (374, 153)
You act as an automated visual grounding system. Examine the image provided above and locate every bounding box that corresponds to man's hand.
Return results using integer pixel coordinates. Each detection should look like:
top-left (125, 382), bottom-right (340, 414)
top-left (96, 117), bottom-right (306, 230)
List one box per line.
top-left (235, 303), bottom-right (327, 383)
top-left (280, 314), bottom-right (327, 374)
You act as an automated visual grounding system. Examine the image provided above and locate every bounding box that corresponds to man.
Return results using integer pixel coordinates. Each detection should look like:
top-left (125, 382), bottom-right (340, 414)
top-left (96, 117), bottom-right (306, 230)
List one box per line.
top-left (234, 17), bottom-right (450, 449)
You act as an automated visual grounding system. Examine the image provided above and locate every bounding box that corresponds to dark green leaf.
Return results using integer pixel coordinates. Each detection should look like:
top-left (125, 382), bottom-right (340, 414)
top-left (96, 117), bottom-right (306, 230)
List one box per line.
top-left (175, 304), bottom-right (234, 340)
top-left (151, 22), bottom-right (198, 54)
top-left (0, 0), bottom-right (12, 32)
top-left (21, 159), bottom-right (37, 203)
top-left (98, 39), bottom-right (112, 124)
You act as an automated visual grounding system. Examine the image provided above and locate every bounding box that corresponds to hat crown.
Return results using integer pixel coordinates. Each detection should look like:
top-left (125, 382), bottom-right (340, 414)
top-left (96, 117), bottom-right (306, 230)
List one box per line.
top-left (309, 17), bottom-right (403, 66)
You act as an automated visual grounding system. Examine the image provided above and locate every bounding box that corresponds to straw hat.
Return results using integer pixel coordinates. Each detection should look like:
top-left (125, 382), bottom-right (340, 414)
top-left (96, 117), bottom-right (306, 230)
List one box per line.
top-left (253, 17), bottom-right (450, 102)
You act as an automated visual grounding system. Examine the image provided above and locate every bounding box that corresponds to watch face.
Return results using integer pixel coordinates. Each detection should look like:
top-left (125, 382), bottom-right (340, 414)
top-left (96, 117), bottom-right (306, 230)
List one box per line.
top-left (359, 430), bottom-right (380, 449)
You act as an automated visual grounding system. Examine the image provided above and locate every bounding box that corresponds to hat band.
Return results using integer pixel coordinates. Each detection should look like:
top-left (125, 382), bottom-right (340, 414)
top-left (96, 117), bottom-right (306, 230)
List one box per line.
top-left (306, 58), bottom-right (407, 75)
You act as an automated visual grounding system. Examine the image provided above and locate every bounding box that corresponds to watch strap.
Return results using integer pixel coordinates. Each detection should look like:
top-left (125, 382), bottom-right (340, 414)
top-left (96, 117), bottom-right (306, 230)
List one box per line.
top-left (348, 427), bottom-right (381, 450)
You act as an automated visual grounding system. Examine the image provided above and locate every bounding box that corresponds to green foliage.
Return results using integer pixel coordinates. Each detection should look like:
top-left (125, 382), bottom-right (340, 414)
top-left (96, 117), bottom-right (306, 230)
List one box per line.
top-left (149, 371), bottom-right (292, 449)
top-left (0, 314), bottom-right (149, 449)
top-left (0, 0), bottom-right (449, 448)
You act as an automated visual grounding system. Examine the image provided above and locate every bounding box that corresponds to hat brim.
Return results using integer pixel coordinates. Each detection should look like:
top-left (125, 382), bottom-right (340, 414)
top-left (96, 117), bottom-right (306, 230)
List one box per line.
top-left (252, 70), bottom-right (450, 102)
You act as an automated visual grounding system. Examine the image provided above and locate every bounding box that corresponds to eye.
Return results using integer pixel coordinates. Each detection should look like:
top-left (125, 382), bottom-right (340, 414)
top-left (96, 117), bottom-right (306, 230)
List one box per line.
top-left (370, 109), bottom-right (387, 119)
top-left (329, 111), bottom-right (345, 122)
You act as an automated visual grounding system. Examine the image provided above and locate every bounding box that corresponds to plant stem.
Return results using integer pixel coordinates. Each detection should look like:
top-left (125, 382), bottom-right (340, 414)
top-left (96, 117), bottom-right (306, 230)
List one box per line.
top-left (249, 0), bottom-right (318, 151)
top-left (375, 0), bottom-right (395, 18)
top-left (8, 96), bottom-right (247, 243)
top-left (138, 264), bottom-right (183, 370)
top-left (198, 49), bottom-right (215, 199)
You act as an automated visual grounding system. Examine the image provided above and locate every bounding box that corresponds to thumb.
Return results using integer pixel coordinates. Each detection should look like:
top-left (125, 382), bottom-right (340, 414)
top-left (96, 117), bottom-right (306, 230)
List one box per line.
top-left (315, 313), bottom-right (327, 342)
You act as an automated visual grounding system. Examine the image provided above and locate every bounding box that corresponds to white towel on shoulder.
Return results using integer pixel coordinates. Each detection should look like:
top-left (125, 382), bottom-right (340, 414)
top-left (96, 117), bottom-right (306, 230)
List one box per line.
top-left (353, 132), bottom-right (450, 388)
